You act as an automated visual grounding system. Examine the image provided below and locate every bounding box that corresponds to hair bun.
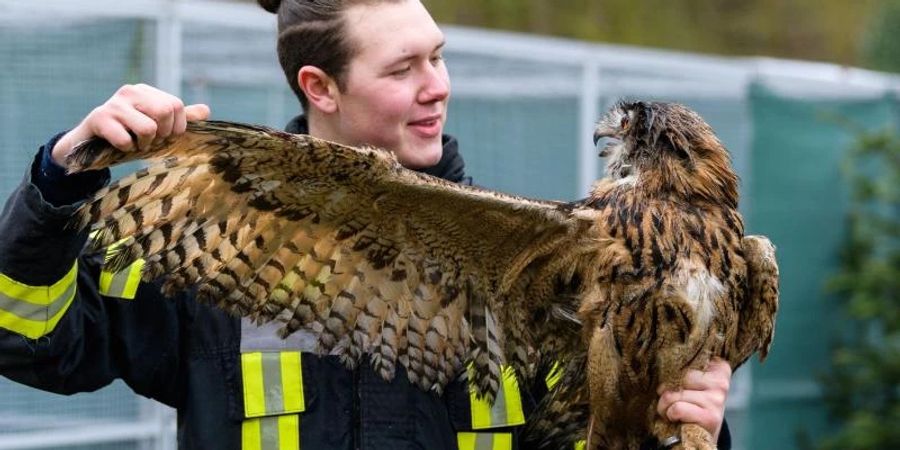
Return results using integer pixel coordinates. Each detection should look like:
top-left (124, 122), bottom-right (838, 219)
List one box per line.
top-left (257, 0), bottom-right (282, 14)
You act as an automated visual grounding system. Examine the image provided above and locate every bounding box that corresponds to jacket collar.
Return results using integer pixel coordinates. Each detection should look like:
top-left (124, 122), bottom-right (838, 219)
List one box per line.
top-left (285, 115), bottom-right (467, 184)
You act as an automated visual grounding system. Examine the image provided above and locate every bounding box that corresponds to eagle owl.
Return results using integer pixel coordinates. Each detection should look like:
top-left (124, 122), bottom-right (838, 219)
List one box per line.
top-left (67, 101), bottom-right (778, 450)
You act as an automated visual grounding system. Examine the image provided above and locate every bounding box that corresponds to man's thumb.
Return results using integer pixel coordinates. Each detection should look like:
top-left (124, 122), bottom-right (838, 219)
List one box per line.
top-left (185, 104), bottom-right (211, 121)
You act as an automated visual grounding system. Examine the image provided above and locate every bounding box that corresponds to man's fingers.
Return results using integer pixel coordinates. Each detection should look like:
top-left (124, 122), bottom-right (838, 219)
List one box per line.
top-left (172, 101), bottom-right (188, 135)
top-left (657, 389), bottom-right (724, 417)
top-left (95, 121), bottom-right (135, 152)
top-left (133, 100), bottom-right (176, 141)
top-left (185, 104), bottom-right (210, 121)
top-left (660, 399), bottom-right (723, 440)
top-left (664, 400), bottom-right (720, 427)
top-left (682, 360), bottom-right (731, 391)
top-left (54, 84), bottom-right (195, 167)
top-left (115, 107), bottom-right (158, 151)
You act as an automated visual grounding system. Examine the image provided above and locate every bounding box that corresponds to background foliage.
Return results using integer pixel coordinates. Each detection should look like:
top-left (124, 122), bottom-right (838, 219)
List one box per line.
top-left (422, 0), bottom-right (899, 71)
top-left (862, 0), bottom-right (900, 73)
top-left (817, 121), bottom-right (899, 449)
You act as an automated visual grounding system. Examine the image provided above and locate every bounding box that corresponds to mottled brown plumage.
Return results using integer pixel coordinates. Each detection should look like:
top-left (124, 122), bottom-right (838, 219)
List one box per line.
top-left (67, 101), bottom-right (778, 449)
top-left (68, 120), bottom-right (598, 401)
top-left (560, 101), bottom-right (779, 450)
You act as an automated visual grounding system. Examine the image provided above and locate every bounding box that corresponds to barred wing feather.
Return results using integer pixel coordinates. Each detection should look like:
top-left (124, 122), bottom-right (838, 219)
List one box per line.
top-left (67, 120), bottom-right (598, 399)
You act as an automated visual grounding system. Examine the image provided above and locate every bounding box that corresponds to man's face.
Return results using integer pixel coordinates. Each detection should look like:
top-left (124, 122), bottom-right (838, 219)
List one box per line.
top-left (336, 0), bottom-right (450, 169)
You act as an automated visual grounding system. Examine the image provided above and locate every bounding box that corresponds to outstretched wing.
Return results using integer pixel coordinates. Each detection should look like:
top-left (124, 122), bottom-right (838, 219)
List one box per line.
top-left (67, 120), bottom-right (599, 398)
top-left (731, 234), bottom-right (779, 367)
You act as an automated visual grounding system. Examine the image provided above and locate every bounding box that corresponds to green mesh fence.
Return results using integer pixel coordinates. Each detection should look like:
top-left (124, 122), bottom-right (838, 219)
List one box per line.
top-left (744, 84), bottom-right (898, 449)
top-left (0, 17), bottom-right (157, 450)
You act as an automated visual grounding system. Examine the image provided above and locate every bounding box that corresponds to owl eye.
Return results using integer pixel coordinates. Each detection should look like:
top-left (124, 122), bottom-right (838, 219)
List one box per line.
top-left (620, 116), bottom-right (629, 129)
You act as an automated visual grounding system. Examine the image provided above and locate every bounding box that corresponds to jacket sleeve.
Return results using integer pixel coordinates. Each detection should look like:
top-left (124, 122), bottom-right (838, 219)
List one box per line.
top-left (0, 143), bottom-right (188, 407)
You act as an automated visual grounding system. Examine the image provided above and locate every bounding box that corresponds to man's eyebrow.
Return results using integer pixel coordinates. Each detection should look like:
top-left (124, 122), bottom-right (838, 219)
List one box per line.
top-left (386, 41), bottom-right (447, 67)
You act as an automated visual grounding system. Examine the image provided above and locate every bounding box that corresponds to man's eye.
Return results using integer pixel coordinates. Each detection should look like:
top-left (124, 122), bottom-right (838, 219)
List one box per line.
top-left (391, 66), bottom-right (411, 76)
top-left (430, 55), bottom-right (444, 66)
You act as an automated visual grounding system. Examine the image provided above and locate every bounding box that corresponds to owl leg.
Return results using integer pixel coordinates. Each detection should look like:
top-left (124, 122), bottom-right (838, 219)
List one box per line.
top-left (676, 424), bottom-right (715, 450)
top-left (649, 296), bottom-right (718, 450)
top-left (649, 421), bottom-right (713, 450)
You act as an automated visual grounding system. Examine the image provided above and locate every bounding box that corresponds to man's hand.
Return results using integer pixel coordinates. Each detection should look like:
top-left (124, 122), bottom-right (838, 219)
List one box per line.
top-left (657, 358), bottom-right (732, 442)
top-left (52, 83), bottom-right (210, 168)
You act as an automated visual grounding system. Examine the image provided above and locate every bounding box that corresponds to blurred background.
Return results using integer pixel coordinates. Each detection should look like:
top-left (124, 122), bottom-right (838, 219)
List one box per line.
top-left (0, 0), bottom-right (897, 449)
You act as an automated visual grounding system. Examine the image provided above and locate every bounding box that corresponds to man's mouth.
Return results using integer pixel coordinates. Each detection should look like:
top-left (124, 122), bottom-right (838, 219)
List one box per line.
top-left (408, 115), bottom-right (442, 138)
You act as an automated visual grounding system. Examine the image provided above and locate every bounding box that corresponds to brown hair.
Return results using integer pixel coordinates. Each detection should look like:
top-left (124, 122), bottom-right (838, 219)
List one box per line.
top-left (258, 0), bottom-right (402, 109)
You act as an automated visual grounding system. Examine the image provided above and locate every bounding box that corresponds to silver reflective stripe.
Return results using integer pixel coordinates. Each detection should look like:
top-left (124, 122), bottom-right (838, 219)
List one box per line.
top-left (0, 281), bottom-right (75, 320)
top-left (105, 273), bottom-right (128, 298)
top-left (0, 263), bottom-right (79, 338)
top-left (468, 365), bottom-right (526, 429)
top-left (261, 417), bottom-right (279, 450)
top-left (242, 415), bottom-right (300, 450)
top-left (474, 433), bottom-right (494, 449)
top-left (457, 432), bottom-right (513, 450)
top-left (492, 382), bottom-right (508, 423)
top-left (262, 352), bottom-right (285, 414)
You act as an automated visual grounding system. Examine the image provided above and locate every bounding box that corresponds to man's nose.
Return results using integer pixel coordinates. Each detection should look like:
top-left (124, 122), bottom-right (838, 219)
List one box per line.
top-left (418, 65), bottom-right (449, 103)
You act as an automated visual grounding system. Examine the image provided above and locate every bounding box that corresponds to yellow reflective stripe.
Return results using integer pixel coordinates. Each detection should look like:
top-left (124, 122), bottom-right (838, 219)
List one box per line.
top-left (280, 352), bottom-right (305, 412)
top-left (545, 361), bottom-right (563, 390)
top-left (501, 367), bottom-right (525, 426)
top-left (457, 432), bottom-right (512, 450)
top-left (98, 269), bottom-right (114, 295)
top-left (492, 432), bottom-right (512, 450)
top-left (0, 262), bottom-right (77, 305)
top-left (243, 352), bottom-right (267, 417)
top-left (242, 351), bottom-right (305, 418)
top-left (469, 365), bottom-right (525, 429)
top-left (122, 259), bottom-right (144, 298)
top-left (242, 418), bottom-right (262, 450)
top-left (470, 389), bottom-right (493, 430)
top-left (97, 234), bottom-right (145, 300)
top-left (575, 440), bottom-right (587, 450)
top-left (0, 287), bottom-right (76, 339)
top-left (458, 432), bottom-right (476, 450)
top-left (0, 263), bottom-right (78, 338)
top-left (277, 414), bottom-right (300, 450)
top-left (243, 415), bottom-right (300, 450)
top-left (99, 259), bottom-right (145, 300)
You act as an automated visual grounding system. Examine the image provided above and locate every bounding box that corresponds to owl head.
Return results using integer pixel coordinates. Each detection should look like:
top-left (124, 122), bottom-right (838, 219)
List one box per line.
top-left (593, 100), bottom-right (738, 208)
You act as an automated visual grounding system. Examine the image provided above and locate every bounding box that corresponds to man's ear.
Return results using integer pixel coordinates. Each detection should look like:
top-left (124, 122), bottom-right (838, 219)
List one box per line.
top-left (298, 66), bottom-right (339, 113)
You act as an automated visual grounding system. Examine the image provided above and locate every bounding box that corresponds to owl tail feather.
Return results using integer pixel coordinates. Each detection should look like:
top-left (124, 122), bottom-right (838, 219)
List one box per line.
top-left (522, 353), bottom-right (590, 449)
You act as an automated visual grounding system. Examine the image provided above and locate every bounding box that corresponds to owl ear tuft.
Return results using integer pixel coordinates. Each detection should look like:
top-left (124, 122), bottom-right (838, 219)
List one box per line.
top-left (636, 102), bottom-right (652, 127)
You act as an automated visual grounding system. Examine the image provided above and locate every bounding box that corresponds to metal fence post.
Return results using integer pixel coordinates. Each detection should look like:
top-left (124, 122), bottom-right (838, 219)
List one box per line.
top-left (155, 0), bottom-right (182, 96)
top-left (578, 60), bottom-right (601, 196)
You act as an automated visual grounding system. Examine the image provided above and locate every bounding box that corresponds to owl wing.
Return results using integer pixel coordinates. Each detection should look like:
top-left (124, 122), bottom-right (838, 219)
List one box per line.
top-left (67, 120), bottom-right (599, 399)
top-left (731, 234), bottom-right (780, 367)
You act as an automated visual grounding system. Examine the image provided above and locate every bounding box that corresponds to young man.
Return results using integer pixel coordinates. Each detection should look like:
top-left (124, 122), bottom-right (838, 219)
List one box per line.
top-left (0, 0), bottom-right (731, 448)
